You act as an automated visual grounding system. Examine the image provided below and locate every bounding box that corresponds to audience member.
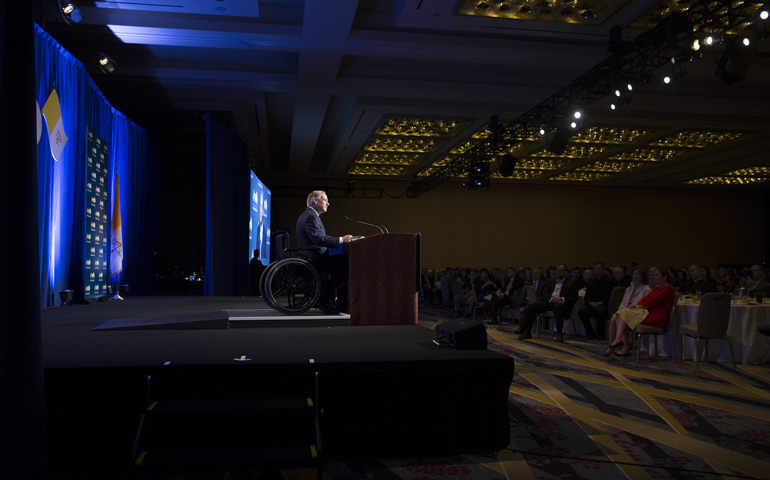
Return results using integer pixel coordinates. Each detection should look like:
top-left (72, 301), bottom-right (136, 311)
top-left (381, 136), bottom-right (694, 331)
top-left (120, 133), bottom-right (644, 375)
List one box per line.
top-left (603, 266), bottom-right (651, 355)
top-left (421, 268), bottom-right (437, 306)
top-left (608, 267), bottom-right (676, 358)
top-left (489, 266), bottom-right (525, 321)
top-left (514, 267), bottom-right (549, 334)
top-left (739, 265), bottom-right (770, 298)
top-left (547, 266), bottom-right (557, 280)
top-left (612, 266), bottom-right (632, 287)
top-left (570, 267), bottom-right (582, 282)
top-left (454, 269), bottom-right (478, 317)
top-left (578, 262), bottom-right (617, 341)
top-left (680, 264), bottom-right (716, 294)
top-left (518, 265), bottom-right (578, 342)
top-left (575, 268), bottom-right (592, 291)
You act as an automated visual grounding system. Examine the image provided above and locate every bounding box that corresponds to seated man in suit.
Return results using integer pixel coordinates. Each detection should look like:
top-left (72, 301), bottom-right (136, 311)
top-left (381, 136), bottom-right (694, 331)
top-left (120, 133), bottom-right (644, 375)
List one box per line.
top-left (296, 190), bottom-right (352, 313)
top-left (488, 266), bottom-right (525, 323)
top-left (680, 264), bottom-right (716, 295)
top-left (518, 265), bottom-right (578, 342)
top-left (739, 264), bottom-right (770, 299)
top-left (612, 266), bottom-right (632, 288)
top-left (514, 267), bottom-right (549, 335)
top-left (578, 262), bottom-right (617, 341)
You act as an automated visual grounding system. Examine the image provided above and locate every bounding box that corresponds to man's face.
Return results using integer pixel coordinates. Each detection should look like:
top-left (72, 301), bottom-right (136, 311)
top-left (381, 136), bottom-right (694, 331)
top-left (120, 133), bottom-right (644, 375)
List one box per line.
top-left (556, 265), bottom-right (567, 280)
top-left (507, 268), bottom-right (515, 279)
top-left (688, 265), bottom-right (700, 281)
top-left (532, 269), bottom-right (542, 281)
top-left (612, 267), bottom-right (624, 282)
top-left (752, 265), bottom-right (764, 281)
top-left (583, 269), bottom-right (594, 282)
top-left (314, 194), bottom-right (330, 214)
top-left (470, 270), bottom-right (478, 279)
top-left (491, 268), bottom-right (499, 279)
top-left (594, 264), bottom-right (605, 277)
top-left (571, 268), bottom-right (581, 280)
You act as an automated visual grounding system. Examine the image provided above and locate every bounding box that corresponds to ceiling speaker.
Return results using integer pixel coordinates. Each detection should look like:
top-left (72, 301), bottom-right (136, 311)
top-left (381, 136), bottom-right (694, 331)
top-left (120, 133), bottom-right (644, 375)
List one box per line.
top-left (549, 127), bottom-right (573, 155)
top-left (499, 154), bottom-right (517, 177)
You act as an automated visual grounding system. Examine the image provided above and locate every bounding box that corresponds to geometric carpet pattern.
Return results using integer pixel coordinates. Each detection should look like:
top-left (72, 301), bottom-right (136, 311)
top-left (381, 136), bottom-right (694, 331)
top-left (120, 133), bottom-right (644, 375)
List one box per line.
top-left (339, 310), bottom-right (770, 480)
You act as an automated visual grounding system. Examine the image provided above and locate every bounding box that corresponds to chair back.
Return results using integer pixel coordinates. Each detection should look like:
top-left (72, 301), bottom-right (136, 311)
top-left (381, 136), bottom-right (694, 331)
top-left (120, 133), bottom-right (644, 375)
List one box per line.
top-left (452, 281), bottom-right (465, 296)
top-left (661, 289), bottom-right (680, 334)
top-left (695, 293), bottom-right (732, 338)
top-left (275, 231), bottom-right (289, 260)
top-left (524, 285), bottom-right (538, 303)
top-left (606, 286), bottom-right (627, 318)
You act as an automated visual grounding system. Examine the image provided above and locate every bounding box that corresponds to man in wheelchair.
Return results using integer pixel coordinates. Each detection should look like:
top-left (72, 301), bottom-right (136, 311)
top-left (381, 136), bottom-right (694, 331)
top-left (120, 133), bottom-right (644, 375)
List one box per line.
top-left (296, 191), bottom-right (352, 314)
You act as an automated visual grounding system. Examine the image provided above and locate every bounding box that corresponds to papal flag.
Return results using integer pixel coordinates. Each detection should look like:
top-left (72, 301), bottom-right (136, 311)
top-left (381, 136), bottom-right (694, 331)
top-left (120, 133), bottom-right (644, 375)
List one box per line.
top-left (41, 88), bottom-right (69, 161)
top-left (110, 175), bottom-right (123, 275)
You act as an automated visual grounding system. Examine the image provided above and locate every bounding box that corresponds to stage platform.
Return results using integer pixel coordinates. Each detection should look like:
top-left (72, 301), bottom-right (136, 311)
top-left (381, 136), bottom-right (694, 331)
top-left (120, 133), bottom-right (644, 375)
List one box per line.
top-left (41, 296), bottom-right (514, 473)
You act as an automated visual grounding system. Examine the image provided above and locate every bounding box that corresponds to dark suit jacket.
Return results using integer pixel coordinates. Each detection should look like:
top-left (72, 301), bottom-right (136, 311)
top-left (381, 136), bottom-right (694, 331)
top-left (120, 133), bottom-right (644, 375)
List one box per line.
top-left (749, 279), bottom-right (770, 298)
top-left (681, 278), bottom-right (716, 294)
top-left (524, 279), bottom-right (549, 305)
top-left (584, 274), bottom-right (616, 306)
top-left (543, 277), bottom-right (579, 308)
top-left (295, 207), bottom-right (340, 261)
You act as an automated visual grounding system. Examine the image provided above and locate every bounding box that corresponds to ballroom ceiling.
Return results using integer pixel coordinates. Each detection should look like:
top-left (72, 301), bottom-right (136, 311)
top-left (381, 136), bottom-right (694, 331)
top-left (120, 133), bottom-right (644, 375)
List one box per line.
top-left (37, 0), bottom-right (770, 190)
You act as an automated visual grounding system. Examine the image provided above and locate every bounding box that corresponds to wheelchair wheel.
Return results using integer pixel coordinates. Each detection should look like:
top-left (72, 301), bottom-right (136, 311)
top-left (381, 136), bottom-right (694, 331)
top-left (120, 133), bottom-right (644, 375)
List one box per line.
top-left (259, 263), bottom-right (277, 310)
top-left (263, 258), bottom-right (321, 315)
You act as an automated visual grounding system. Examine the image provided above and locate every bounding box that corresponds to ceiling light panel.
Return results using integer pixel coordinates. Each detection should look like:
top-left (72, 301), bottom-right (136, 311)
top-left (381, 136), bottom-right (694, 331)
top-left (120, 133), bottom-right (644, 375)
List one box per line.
top-left (570, 127), bottom-right (656, 145)
top-left (648, 131), bottom-right (750, 148)
top-left (456, 0), bottom-right (620, 26)
top-left (363, 137), bottom-right (437, 153)
top-left (531, 145), bottom-right (607, 158)
top-left (353, 152), bottom-right (421, 165)
top-left (608, 148), bottom-right (686, 162)
top-left (551, 172), bottom-right (614, 181)
top-left (491, 169), bottom-right (548, 179)
top-left (348, 165), bottom-right (408, 176)
top-left (685, 176), bottom-right (769, 185)
top-left (576, 161), bottom-right (648, 172)
top-left (375, 118), bottom-right (467, 137)
top-left (630, 1), bottom-right (762, 31)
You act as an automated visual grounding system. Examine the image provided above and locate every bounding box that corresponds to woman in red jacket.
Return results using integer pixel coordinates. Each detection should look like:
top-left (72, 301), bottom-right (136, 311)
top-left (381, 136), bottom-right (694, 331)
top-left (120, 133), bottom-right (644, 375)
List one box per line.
top-left (608, 267), bottom-right (676, 358)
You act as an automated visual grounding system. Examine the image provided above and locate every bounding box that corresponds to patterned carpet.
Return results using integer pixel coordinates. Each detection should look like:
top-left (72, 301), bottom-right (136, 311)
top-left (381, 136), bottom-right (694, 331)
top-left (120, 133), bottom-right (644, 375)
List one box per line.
top-left (325, 308), bottom-right (770, 480)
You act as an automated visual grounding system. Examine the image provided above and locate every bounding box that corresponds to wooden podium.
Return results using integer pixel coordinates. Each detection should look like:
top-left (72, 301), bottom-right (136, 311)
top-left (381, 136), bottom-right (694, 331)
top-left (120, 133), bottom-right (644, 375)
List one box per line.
top-left (348, 233), bottom-right (420, 326)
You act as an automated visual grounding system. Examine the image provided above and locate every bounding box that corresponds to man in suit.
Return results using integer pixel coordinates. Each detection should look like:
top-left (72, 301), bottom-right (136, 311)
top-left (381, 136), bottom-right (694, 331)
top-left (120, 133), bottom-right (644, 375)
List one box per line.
top-left (515, 267), bottom-right (549, 335)
top-left (740, 264), bottom-right (770, 299)
top-left (578, 262), bottom-right (617, 341)
top-left (612, 266), bottom-right (632, 288)
top-left (518, 265), bottom-right (578, 341)
top-left (680, 264), bottom-right (716, 294)
top-left (296, 191), bottom-right (352, 312)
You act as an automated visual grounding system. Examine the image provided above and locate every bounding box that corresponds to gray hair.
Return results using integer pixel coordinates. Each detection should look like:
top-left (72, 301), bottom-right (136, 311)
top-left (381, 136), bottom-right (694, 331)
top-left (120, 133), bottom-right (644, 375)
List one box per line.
top-left (307, 190), bottom-right (326, 207)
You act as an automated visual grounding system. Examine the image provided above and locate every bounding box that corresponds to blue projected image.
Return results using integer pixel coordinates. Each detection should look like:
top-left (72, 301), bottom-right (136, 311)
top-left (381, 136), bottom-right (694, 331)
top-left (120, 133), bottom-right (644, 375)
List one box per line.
top-left (249, 171), bottom-right (271, 266)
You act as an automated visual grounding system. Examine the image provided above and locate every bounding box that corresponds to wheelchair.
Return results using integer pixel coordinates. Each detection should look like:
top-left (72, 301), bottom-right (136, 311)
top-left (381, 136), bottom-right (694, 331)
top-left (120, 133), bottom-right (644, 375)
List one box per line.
top-left (258, 231), bottom-right (325, 315)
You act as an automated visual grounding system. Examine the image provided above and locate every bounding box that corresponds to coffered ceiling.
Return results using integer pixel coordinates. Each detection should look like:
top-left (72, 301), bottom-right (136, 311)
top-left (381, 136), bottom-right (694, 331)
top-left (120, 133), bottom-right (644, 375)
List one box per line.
top-left (38, 0), bottom-right (770, 190)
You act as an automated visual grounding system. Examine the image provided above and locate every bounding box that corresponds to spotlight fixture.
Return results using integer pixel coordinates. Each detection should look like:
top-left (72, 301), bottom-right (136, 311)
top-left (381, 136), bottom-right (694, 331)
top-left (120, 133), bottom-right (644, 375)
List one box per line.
top-left (539, 128), bottom-right (546, 135)
top-left (663, 75), bottom-right (671, 84)
top-left (759, 9), bottom-right (768, 20)
top-left (614, 89), bottom-right (621, 97)
top-left (573, 111), bottom-right (582, 119)
top-left (610, 96), bottom-right (632, 110)
top-left (97, 53), bottom-right (117, 74)
top-left (692, 39), bottom-right (701, 51)
top-left (57, 1), bottom-right (83, 24)
top-left (743, 37), bottom-right (751, 46)
top-left (627, 83), bottom-right (633, 91)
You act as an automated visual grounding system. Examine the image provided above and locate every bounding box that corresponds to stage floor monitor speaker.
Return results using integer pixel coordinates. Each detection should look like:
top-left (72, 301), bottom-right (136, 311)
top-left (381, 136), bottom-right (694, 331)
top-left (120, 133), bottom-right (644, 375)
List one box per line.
top-left (436, 319), bottom-right (487, 349)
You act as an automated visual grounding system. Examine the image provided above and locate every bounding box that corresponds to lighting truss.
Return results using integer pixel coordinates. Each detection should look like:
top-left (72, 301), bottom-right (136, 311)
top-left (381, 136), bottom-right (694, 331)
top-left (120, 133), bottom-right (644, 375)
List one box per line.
top-left (271, 186), bottom-right (384, 199)
top-left (406, 0), bottom-right (767, 198)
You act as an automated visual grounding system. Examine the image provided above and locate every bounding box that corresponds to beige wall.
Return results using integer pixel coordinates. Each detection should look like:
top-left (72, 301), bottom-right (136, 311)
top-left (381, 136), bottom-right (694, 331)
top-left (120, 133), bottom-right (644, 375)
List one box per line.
top-left (274, 183), bottom-right (765, 271)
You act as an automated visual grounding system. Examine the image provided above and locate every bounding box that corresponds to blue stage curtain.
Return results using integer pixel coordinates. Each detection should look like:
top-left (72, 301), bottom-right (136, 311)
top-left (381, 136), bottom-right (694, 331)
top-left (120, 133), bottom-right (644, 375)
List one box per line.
top-left (204, 115), bottom-right (249, 296)
top-left (35, 24), bottom-right (159, 306)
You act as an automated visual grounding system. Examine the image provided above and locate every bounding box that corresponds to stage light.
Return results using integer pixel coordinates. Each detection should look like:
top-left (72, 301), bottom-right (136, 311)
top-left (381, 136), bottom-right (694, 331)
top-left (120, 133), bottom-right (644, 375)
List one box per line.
top-left (743, 37), bottom-right (750, 46)
top-left (704, 36), bottom-right (713, 46)
top-left (627, 83), bottom-right (633, 91)
top-left (98, 53), bottom-right (117, 74)
top-left (664, 76), bottom-right (671, 84)
top-left (570, 121), bottom-right (577, 128)
top-left (614, 89), bottom-right (621, 97)
top-left (57, 1), bottom-right (83, 24)
top-left (760, 9), bottom-right (768, 20)
top-left (610, 103), bottom-right (616, 110)
top-left (611, 96), bottom-right (631, 109)
top-left (539, 128), bottom-right (546, 135)
top-left (692, 39), bottom-right (701, 51)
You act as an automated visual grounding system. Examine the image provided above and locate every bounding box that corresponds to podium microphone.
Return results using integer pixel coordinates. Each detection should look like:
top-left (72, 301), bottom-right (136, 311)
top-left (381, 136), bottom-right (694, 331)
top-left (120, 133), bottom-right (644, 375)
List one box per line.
top-left (344, 216), bottom-right (389, 233)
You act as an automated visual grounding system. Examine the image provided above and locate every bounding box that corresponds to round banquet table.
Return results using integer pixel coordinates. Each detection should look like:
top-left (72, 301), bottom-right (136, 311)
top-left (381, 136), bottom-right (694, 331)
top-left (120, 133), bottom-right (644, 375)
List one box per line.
top-left (646, 302), bottom-right (770, 365)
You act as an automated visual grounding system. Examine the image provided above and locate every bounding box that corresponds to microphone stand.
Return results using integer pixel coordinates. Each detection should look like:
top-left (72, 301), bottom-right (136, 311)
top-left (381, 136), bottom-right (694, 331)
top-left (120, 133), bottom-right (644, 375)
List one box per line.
top-left (344, 216), bottom-right (389, 233)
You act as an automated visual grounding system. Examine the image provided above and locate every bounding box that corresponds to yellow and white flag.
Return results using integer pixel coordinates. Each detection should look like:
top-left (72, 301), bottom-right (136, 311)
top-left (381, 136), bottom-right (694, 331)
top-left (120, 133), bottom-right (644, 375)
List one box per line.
top-left (41, 88), bottom-right (68, 161)
top-left (110, 175), bottom-right (123, 275)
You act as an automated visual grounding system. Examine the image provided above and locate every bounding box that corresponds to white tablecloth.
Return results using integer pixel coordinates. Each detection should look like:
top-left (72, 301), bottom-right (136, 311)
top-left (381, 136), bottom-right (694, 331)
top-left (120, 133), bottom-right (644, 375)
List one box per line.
top-left (649, 302), bottom-right (770, 365)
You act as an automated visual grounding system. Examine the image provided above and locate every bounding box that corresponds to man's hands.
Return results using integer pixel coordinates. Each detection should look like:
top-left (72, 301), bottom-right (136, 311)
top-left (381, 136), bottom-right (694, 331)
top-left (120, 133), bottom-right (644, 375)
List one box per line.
top-left (589, 301), bottom-right (603, 308)
top-left (342, 235), bottom-right (352, 243)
